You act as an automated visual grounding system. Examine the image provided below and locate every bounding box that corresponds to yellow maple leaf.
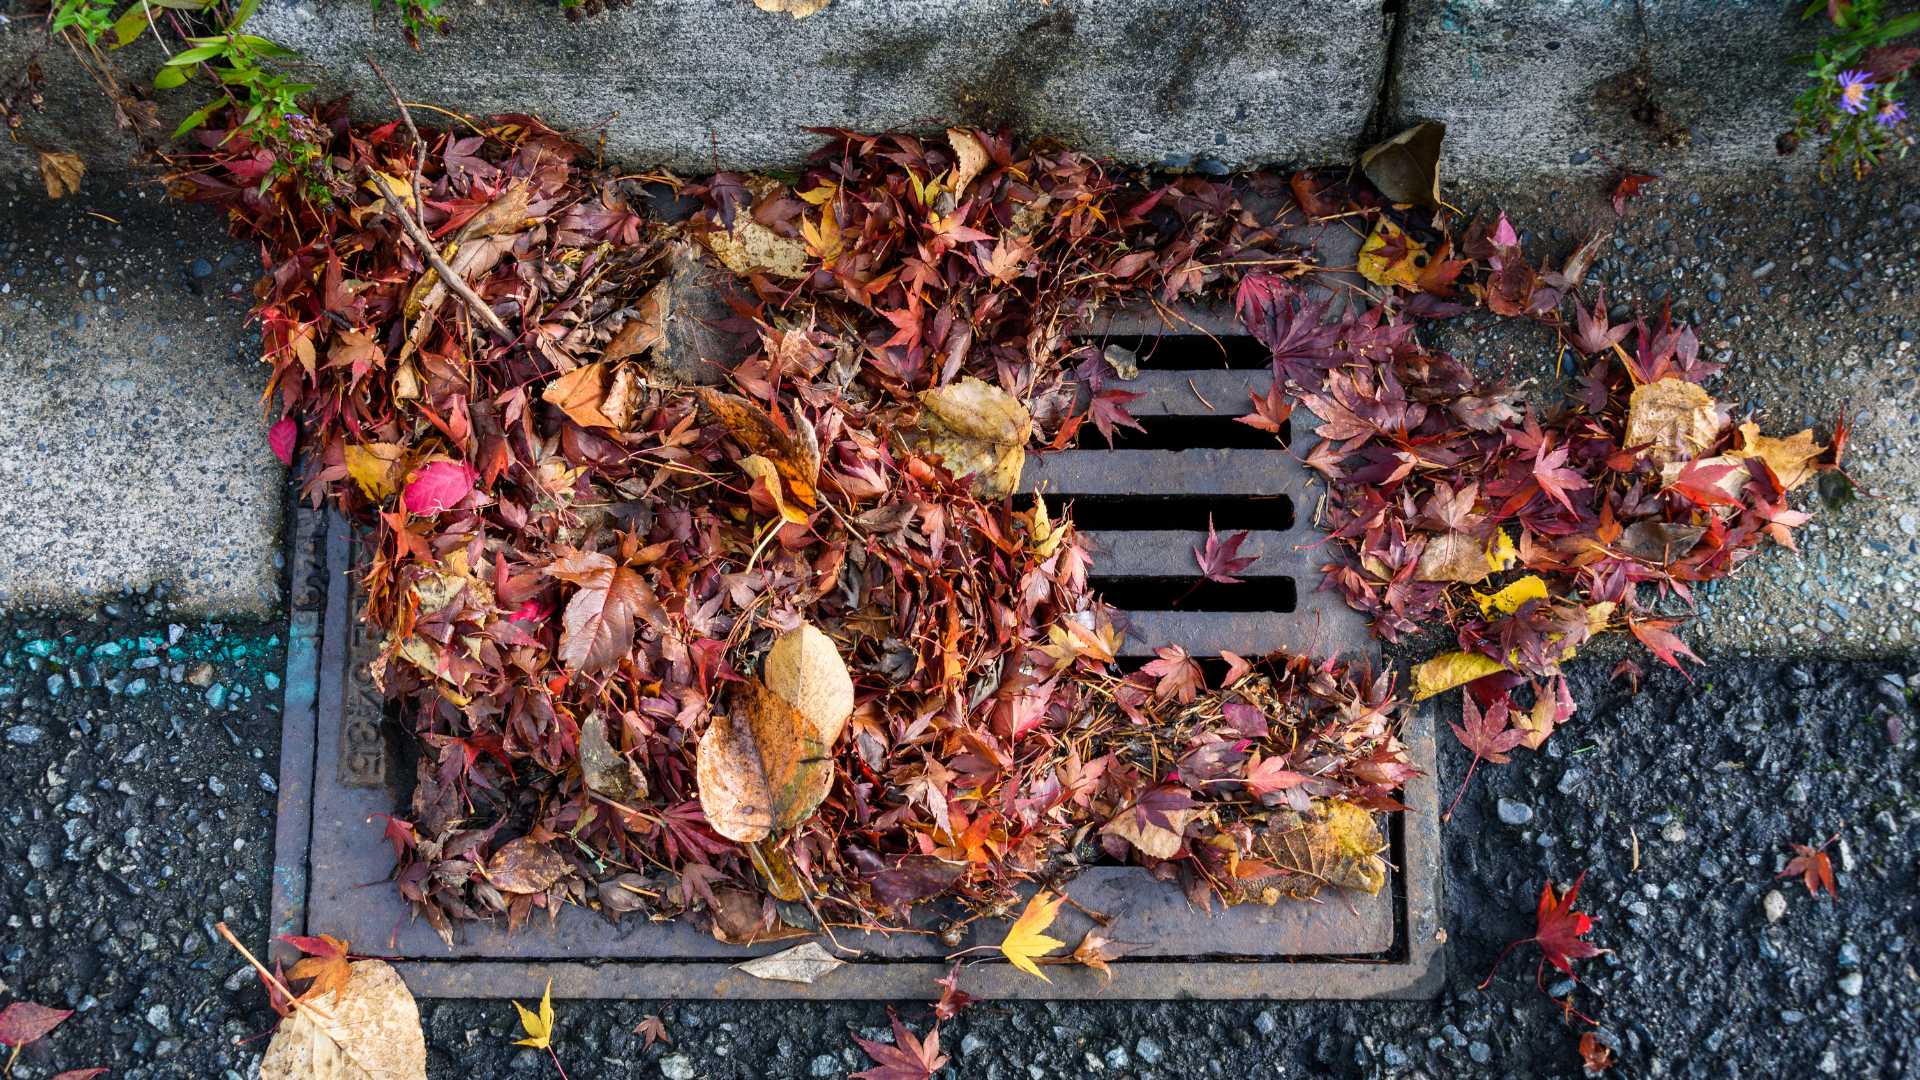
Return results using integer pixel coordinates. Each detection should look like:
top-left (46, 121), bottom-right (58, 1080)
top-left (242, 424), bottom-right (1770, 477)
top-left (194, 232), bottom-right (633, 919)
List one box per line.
top-left (512, 978), bottom-right (555, 1049)
top-left (1411, 651), bottom-right (1508, 701)
top-left (998, 890), bottom-right (1068, 981)
top-left (800, 201), bottom-right (843, 263)
top-left (797, 182), bottom-right (838, 206)
top-left (344, 443), bottom-right (406, 501)
top-left (1473, 573), bottom-right (1548, 617)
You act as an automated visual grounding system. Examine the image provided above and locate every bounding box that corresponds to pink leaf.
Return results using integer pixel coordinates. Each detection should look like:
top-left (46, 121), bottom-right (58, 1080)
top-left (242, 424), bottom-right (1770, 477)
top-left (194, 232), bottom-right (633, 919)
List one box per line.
top-left (268, 418), bottom-right (297, 466)
top-left (1491, 214), bottom-right (1519, 249)
top-left (403, 460), bottom-right (478, 515)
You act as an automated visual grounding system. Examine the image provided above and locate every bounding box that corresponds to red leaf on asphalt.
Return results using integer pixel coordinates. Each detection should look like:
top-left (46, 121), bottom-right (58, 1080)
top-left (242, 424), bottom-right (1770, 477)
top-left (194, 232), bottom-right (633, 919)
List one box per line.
top-left (851, 1012), bottom-right (948, 1080)
top-left (1088, 388), bottom-right (1146, 448)
top-left (269, 417), bottom-right (297, 465)
top-left (1480, 872), bottom-right (1604, 988)
top-left (632, 1013), bottom-right (671, 1048)
top-left (1579, 1032), bottom-right (1616, 1072)
top-left (1778, 834), bottom-right (1838, 899)
top-left (932, 961), bottom-right (979, 1021)
top-left (0, 1002), bottom-right (72, 1047)
top-left (1611, 171), bottom-right (1657, 216)
top-left (1236, 380), bottom-right (1293, 434)
top-left (1446, 692), bottom-right (1526, 819)
top-left (1194, 515), bottom-right (1258, 584)
top-left (403, 459), bottom-right (478, 514)
top-left (1628, 618), bottom-right (1701, 678)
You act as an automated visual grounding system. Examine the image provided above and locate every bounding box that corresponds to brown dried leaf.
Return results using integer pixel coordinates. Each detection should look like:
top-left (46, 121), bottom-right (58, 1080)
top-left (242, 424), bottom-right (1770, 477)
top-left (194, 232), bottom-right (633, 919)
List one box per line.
top-left (602, 289), bottom-right (664, 364)
top-left (543, 361), bottom-right (622, 430)
top-left (735, 942), bottom-right (846, 983)
top-left (1735, 421), bottom-right (1825, 492)
top-left (696, 677), bottom-right (834, 843)
top-left (946, 127), bottom-right (990, 198)
top-left (485, 836), bottom-right (569, 895)
top-left (912, 377), bottom-right (1031, 498)
top-left (258, 960), bottom-right (426, 1080)
top-left (1412, 530), bottom-right (1494, 584)
top-left (1101, 804), bottom-right (1200, 861)
top-left (1070, 930), bottom-right (1148, 984)
top-left (1623, 378), bottom-right (1725, 465)
top-left (579, 711), bottom-right (646, 801)
top-left (762, 622), bottom-right (855, 746)
top-left (699, 388), bottom-right (821, 509)
top-left (38, 152), bottom-right (84, 199)
top-left (1357, 122), bottom-right (1444, 209)
top-left (1255, 801), bottom-right (1387, 897)
top-left (751, 0), bottom-right (832, 15)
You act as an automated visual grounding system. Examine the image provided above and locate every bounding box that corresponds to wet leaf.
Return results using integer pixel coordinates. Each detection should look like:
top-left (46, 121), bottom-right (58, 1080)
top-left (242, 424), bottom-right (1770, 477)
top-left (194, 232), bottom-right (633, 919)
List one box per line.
top-left (1480, 873), bottom-right (1604, 988)
top-left (259, 960), bottom-right (426, 1080)
top-left (696, 677), bottom-right (834, 842)
top-left (912, 377), bottom-right (1031, 498)
top-left (735, 942), bottom-right (846, 983)
top-left (762, 622), bottom-right (856, 746)
top-left (486, 836), bottom-right (570, 895)
top-left (1357, 122), bottom-right (1444, 209)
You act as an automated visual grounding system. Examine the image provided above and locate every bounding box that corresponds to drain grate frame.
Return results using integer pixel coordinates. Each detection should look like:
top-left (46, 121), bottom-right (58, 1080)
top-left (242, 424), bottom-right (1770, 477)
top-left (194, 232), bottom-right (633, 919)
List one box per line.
top-left (268, 290), bottom-right (1444, 1001)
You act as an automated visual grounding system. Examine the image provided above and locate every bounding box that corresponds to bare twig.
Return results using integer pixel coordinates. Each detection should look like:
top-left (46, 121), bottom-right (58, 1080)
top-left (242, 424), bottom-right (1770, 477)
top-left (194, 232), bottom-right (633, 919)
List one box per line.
top-left (215, 922), bottom-right (335, 1023)
top-left (368, 172), bottom-right (511, 339)
top-left (364, 53), bottom-right (425, 220)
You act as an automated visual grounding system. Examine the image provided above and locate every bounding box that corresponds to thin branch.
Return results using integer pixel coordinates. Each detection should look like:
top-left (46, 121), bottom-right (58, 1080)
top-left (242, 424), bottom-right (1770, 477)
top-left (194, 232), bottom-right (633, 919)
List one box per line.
top-left (215, 921), bottom-right (335, 1023)
top-left (368, 172), bottom-right (511, 339)
top-left (363, 53), bottom-right (425, 219)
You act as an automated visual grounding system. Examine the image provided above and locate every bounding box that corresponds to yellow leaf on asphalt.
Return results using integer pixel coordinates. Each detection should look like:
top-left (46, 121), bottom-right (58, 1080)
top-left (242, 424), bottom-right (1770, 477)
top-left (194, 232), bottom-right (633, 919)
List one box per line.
top-left (998, 891), bottom-right (1068, 981)
top-left (39, 152), bottom-right (84, 199)
top-left (345, 443), bottom-right (406, 500)
top-left (511, 979), bottom-right (555, 1050)
top-left (1412, 651), bottom-right (1508, 701)
top-left (1475, 573), bottom-right (1549, 617)
top-left (1735, 421), bottom-right (1826, 492)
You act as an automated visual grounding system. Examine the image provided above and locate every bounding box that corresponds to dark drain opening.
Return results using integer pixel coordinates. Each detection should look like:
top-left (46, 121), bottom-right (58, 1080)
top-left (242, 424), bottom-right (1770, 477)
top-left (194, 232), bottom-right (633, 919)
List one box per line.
top-left (1076, 333), bottom-right (1274, 369)
top-left (1086, 415), bottom-right (1293, 450)
top-left (1023, 495), bottom-right (1295, 533)
top-left (1091, 575), bottom-right (1298, 613)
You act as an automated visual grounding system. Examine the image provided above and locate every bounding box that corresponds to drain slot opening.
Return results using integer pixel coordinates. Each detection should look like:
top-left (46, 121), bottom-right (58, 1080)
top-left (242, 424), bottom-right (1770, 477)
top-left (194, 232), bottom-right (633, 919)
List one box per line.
top-left (1022, 495), bottom-right (1295, 533)
top-left (1076, 334), bottom-right (1274, 370)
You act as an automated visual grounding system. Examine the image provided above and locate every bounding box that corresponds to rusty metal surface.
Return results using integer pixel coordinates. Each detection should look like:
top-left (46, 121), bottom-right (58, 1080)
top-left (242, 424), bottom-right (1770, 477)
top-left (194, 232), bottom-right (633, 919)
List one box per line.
top-left (266, 505), bottom-right (328, 966)
top-left (1123, 599), bottom-right (1373, 664)
top-left (379, 707), bottom-right (1443, 1001)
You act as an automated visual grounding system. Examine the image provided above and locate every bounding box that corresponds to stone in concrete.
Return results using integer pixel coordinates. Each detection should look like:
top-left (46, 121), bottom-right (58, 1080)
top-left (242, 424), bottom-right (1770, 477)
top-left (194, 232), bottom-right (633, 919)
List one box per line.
top-left (247, 0), bottom-right (1390, 172)
top-left (1388, 0), bottom-right (1829, 179)
top-left (0, 175), bottom-right (281, 617)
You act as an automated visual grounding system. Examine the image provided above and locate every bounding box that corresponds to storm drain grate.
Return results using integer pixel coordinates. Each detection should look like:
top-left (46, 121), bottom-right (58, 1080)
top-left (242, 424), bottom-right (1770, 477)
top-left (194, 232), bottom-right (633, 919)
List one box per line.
top-left (267, 297), bottom-right (1442, 1001)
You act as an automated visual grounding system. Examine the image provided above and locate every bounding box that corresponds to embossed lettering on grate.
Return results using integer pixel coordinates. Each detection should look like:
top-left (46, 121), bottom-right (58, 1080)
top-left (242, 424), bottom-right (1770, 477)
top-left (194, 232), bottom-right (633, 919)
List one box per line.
top-left (269, 303), bottom-right (1440, 1002)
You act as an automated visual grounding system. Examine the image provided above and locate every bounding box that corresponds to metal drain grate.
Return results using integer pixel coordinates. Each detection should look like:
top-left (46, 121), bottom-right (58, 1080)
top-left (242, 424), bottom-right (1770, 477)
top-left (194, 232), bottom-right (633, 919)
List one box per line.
top-left (268, 296), bottom-right (1441, 1002)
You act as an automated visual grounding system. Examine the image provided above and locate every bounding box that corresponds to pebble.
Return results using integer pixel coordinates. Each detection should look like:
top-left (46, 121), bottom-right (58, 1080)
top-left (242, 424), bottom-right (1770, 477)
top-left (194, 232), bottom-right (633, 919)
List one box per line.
top-left (1839, 971), bottom-right (1864, 997)
top-left (1135, 1037), bottom-right (1165, 1065)
top-left (145, 1003), bottom-right (170, 1032)
top-left (808, 1054), bottom-right (840, 1078)
top-left (1469, 1041), bottom-right (1492, 1064)
top-left (187, 662), bottom-right (215, 688)
top-left (509, 1048), bottom-right (541, 1071)
top-left (960, 1034), bottom-right (986, 1057)
top-left (27, 843), bottom-right (51, 869)
top-left (1785, 780), bottom-right (1808, 805)
top-left (1784, 667), bottom-right (1814, 689)
top-left (659, 1055), bottom-right (696, 1080)
top-left (1877, 809), bottom-right (1898, 832)
top-left (1105, 1047), bottom-right (1131, 1069)
top-left (259, 771), bottom-right (279, 793)
top-left (206, 684), bottom-right (227, 709)
top-left (1556, 769), bottom-right (1584, 794)
top-left (1781, 1009), bottom-right (1806, 1024)
top-left (1751, 260), bottom-right (1776, 279)
top-left (1763, 890), bottom-right (1787, 923)
top-left (1838, 942), bottom-right (1862, 969)
top-left (1661, 820), bottom-right (1687, 843)
top-left (1497, 798), bottom-right (1533, 825)
top-left (208, 776), bottom-right (228, 797)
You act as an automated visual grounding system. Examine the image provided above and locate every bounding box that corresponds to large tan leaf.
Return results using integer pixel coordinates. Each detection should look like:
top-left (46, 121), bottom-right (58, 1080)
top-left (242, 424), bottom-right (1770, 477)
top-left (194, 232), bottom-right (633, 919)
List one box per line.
top-left (550, 553), bottom-right (657, 675)
top-left (259, 959), bottom-right (426, 1080)
top-left (1101, 804), bottom-right (1200, 861)
top-left (696, 678), bottom-right (833, 842)
top-left (913, 377), bottom-right (1031, 498)
top-left (39, 152), bottom-right (84, 199)
top-left (1255, 802), bottom-right (1387, 897)
top-left (736, 942), bottom-right (845, 983)
top-left (762, 623), bottom-right (855, 746)
top-left (946, 127), bottom-right (990, 197)
top-left (1624, 378), bottom-right (1726, 465)
top-left (1357, 122), bottom-right (1443, 209)
top-left (1412, 530), bottom-right (1494, 583)
top-left (700, 181), bottom-right (809, 277)
top-left (752, 0), bottom-right (832, 16)
top-left (543, 361), bottom-right (641, 431)
top-left (1735, 421), bottom-right (1826, 492)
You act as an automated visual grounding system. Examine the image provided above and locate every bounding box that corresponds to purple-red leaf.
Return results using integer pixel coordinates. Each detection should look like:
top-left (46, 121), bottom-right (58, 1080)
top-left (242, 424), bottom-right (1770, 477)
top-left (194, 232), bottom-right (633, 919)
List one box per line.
top-left (268, 417), bottom-right (297, 466)
top-left (403, 459), bottom-right (478, 515)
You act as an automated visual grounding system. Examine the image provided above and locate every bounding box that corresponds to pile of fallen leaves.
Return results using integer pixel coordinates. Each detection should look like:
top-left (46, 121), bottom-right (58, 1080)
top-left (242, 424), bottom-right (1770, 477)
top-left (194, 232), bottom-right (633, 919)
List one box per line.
top-left (171, 98), bottom-right (1828, 955)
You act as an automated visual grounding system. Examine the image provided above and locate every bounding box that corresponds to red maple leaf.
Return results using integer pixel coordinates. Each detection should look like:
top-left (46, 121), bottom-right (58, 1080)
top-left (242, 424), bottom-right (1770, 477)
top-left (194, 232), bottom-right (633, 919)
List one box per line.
top-left (1446, 691), bottom-right (1526, 819)
top-left (932, 961), bottom-right (980, 1021)
top-left (1088, 388), bottom-right (1146, 448)
top-left (1194, 515), bottom-right (1258, 583)
top-left (1628, 618), bottom-right (1702, 678)
top-left (1564, 287), bottom-right (1629, 356)
top-left (1611, 170), bottom-right (1657, 215)
top-left (1140, 644), bottom-right (1206, 703)
top-left (1237, 380), bottom-right (1293, 434)
top-left (1480, 872), bottom-right (1604, 989)
top-left (1532, 442), bottom-right (1593, 514)
top-left (632, 1013), bottom-right (672, 1049)
top-left (0, 1002), bottom-right (72, 1054)
top-left (1777, 834), bottom-right (1839, 899)
top-left (1579, 1032), bottom-right (1617, 1072)
top-left (852, 1012), bottom-right (949, 1080)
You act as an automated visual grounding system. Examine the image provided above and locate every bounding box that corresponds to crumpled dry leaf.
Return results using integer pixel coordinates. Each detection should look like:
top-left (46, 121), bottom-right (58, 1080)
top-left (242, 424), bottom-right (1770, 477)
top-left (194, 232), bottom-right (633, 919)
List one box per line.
top-left (1412, 650), bottom-right (1507, 701)
top-left (913, 377), bottom-right (1031, 498)
top-left (696, 677), bottom-right (834, 842)
top-left (486, 836), bottom-right (570, 895)
top-left (735, 942), bottom-right (845, 983)
top-left (259, 959), bottom-right (426, 1080)
top-left (700, 388), bottom-right (821, 510)
top-left (1255, 801), bottom-right (1388, 897)
top-left (1071, 930), bottom-right (1148, 983)
top-left (1357, 122), bottom-right (1444, 209)
top-left (39, 152), bottom-right (84, 199)
top-left (543, 361), bottom-right (641, 431)
top-left (1413, 530), bottom-right (1496, 583)
top-left (946, 127), bottom-right (990, 198)
top-left (1735, 421), bottom-right (1825, 492)
top-left (579, 711), bottom-right (646, 801)
top-left (700, 178), bottom-right (809, 277)
top-left (1624, 378), bottom-right (1726, 465)
top-left (752, 0), bottom-right (832, 15)
top-left (1101, 803), bottom-right (1201, 861)
top-left (762, 622), bottom-right (855, 746)
top-left (601, 289), bottom-right (663, 365)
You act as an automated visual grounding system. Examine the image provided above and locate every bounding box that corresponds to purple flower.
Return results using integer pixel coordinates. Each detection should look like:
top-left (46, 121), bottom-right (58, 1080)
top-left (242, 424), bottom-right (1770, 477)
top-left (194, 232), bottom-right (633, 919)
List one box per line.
top-left (1879, 100), bottom-right (1909, 129)
top-left (1838, 69), bottom-right (1876, 114)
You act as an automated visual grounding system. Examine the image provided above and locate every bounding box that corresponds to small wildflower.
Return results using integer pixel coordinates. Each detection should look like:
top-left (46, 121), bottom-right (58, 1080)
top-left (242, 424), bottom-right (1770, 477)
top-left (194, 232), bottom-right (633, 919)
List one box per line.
top-left (1878, 100), bottom-right (1908, 129)
top-left (1838, 69), bottom-right (1877, 114)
